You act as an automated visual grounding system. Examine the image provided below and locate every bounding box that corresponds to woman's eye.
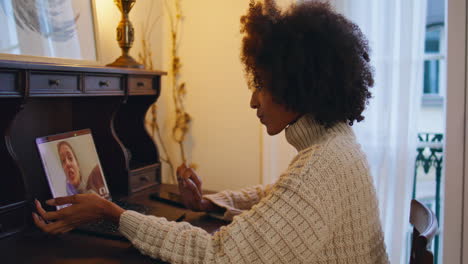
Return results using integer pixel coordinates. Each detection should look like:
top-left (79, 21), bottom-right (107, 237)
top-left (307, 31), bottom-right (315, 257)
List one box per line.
top-left (249, 86), bottom-right (262, 93)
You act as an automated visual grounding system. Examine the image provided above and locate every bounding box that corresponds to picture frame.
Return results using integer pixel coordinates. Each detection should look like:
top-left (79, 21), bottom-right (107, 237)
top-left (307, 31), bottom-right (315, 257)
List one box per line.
top-left (0, 0), bottom-right (102, 66)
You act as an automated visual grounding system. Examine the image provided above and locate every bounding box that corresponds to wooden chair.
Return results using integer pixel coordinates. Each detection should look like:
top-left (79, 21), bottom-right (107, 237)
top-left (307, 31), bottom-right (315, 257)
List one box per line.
top-left (409, 199), bottom-right (439, 264)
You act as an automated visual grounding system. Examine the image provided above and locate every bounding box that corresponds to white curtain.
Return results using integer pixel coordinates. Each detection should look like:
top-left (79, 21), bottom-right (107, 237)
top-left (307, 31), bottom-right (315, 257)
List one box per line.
top-left (0, 0), bottom-right (20, 54)
top-left (264, 0), bottom-right (427, 262)
top-left (330, 1), bottom-right (427, 263)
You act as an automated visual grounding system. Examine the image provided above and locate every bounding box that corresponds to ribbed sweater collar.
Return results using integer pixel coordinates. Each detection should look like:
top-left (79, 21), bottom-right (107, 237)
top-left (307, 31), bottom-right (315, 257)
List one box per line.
top-left (285, 114), bottom-right (354, 152)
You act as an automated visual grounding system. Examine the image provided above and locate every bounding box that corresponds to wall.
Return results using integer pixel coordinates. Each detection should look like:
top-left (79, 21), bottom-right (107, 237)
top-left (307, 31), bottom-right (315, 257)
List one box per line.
top-left (159, 0), bottom-right (262, 191)
top-left (418, 106), bottom-right (445, 133)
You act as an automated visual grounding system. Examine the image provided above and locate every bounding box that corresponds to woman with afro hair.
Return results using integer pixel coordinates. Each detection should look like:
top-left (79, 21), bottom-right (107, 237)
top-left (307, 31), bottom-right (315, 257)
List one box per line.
top-left (34, 1), bottom-right (389, 263)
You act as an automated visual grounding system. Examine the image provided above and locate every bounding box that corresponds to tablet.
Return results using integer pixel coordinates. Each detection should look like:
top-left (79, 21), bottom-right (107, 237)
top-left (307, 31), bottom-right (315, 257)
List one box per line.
top-left (36, 129), bottom-right (110, 209)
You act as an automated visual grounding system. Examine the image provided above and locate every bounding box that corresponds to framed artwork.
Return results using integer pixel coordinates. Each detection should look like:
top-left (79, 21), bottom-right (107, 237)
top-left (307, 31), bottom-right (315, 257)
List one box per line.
top-left (0, 0), bottom-right (101, 65)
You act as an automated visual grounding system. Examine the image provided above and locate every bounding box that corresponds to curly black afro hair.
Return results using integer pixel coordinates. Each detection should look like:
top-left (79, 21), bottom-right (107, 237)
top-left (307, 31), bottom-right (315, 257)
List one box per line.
top-left (240, 0), bottom-right (373, 127)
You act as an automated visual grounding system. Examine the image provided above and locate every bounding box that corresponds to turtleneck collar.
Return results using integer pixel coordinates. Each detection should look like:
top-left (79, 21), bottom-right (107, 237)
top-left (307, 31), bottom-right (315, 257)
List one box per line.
top-left (285, 114), bottom-right (354, 152)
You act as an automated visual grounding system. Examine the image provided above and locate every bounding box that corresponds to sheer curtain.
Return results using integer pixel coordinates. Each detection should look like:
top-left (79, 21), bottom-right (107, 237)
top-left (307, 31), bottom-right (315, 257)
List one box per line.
top-left (263, 0), bottom-right (427, 261)
top-left (330, 1), bottom-right (427, 263)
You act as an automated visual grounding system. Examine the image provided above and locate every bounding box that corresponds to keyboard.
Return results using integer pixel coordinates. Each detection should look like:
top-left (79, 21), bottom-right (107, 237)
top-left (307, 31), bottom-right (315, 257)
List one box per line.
top-left (74, 200), bottom-right (148, 240)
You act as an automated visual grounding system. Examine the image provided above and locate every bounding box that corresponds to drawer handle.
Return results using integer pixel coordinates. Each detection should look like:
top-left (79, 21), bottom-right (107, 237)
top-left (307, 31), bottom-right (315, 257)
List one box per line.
top-left (139, 176), bottom-right (149, 183)
top-left (99, 80), bottom-right (110, 87)
top-left (137, 82), bottom-right (145, 87)
top-left (48, 79), bottom-right (60, 86)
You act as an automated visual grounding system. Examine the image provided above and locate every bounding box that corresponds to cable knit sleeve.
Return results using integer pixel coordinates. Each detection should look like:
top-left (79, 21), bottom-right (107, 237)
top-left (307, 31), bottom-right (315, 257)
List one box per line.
top-left (119, 177), bottom-right (331, 264)
top-left (203, 184), bottom-right (273, 221)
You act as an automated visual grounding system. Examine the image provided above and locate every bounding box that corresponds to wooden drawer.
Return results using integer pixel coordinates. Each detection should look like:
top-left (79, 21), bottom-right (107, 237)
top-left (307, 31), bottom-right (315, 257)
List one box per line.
top-left (84, 74), bottom-right (123, 95)
top-left (0, 71), bottom-right (20, 95)
top-left (128, 76), bottom-right (156, 95)
top-left (0, 202), bottom-right (27, 239)
top-left (30, 72), bottom-right (80, 95)
top-left (129, 163), bottom-right (159, 193)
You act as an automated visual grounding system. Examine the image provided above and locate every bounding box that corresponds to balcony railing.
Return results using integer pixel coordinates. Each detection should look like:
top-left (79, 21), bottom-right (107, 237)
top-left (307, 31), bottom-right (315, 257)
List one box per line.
top-left (412, 132), bottom-right (443, 263)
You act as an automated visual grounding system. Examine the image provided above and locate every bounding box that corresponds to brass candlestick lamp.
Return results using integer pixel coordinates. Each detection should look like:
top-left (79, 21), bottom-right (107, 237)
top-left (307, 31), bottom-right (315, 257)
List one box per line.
top-left (107, 0), bottom-right (143, 68)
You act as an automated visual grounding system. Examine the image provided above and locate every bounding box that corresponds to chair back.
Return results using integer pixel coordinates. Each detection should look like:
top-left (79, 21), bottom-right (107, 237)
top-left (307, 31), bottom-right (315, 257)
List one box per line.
top-left (409, 199), bottom-right (438, 264)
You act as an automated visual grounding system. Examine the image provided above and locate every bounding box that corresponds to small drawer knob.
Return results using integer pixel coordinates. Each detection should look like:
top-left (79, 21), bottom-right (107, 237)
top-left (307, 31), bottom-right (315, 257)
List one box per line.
top-left (99, 80), bottom-right (110, 87)
top-left (139, 176), bottom-right (149, 183)
top-left (137, 82), bottom-right (145, 87)
top-left (48, 79), bottom-right (60, 86)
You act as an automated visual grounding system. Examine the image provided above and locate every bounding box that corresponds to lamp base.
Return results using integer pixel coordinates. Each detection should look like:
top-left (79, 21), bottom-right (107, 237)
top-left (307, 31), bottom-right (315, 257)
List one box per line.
top-left (107, 54), bottom-right (144, 69)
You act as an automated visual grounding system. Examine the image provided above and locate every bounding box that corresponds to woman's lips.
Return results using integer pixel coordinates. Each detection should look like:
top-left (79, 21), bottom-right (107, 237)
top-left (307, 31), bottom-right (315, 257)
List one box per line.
top-left (67, 170), bottom-right (75, 181)
top-left (257, 112), bottom-right (264, 123)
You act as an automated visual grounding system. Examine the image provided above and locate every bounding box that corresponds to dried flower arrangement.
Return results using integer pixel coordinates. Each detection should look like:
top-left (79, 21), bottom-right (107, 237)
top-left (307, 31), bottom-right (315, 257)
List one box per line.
top-left (140, 0), bottom-right (193, 183)
top-left (165, 0), bottom-right (192, 165)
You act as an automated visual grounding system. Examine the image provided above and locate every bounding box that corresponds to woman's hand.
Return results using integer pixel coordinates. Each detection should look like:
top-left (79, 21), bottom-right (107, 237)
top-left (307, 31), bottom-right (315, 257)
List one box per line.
top-left (176, 164), bottom-right (218, 212)
top-left (32, 193), bottom-right (125, 235)
top-left (177, 164), bottom-right (204, 211)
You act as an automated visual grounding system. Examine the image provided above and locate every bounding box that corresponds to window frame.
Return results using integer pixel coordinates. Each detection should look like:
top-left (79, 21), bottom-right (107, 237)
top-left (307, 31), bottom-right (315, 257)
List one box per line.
top-left (443, 0), bottom-right (466, 263)
top-left (422, 23), bottom-right (446, 107)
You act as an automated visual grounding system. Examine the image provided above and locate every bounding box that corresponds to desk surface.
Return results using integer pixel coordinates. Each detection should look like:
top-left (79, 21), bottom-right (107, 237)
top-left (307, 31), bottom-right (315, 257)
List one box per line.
top-left (2, 185), bottom-right (226, 264)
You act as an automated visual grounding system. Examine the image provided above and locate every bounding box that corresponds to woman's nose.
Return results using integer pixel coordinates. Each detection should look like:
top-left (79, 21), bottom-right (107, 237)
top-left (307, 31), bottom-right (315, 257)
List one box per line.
top-left (250, 90), bottom-right (259, 109)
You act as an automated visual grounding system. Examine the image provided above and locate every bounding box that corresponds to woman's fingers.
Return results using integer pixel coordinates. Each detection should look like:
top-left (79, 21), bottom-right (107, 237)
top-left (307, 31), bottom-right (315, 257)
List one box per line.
top-left (176, 164), bottom-right (205, 211)
top-left (182, 170), bottom-right (202, 195)
top-left (58, 226), bottom-right (74, 234)
top-left (32, 212), bottom-right (67, 234)
top-left (189, 170), bottom-right (202, 192)
top-left (184, 169), bottom-right (203, 200)
top-left (182, 169), bottom-right (200, 188)
top-left (47, 195), bottom-right (79, 206)
top-left (32, 212), bottom-right (47, 229)
top-left (184, 178), bottom-right (201, 200)
top-left (181, 167), bottom-right (192, 180)
top-left (32, 193), bottom-right (110, 236)
top-left (177, 164), bottom-right (202, 193)
top-left (35, 199), bottom-right (60, 221)
top-left (176, 164), bottom-right (188, 179)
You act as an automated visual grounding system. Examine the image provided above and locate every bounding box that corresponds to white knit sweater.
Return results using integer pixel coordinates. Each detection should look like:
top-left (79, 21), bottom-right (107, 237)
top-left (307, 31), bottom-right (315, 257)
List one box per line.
top-left (119, 115), bottom-right (389, 263)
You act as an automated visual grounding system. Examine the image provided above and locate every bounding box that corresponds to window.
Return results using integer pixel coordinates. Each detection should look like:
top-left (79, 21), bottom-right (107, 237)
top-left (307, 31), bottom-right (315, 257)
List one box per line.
top-left (422, 1), bottom-right (446, 106)
top-left (413, 0), bottom-right (446, 262)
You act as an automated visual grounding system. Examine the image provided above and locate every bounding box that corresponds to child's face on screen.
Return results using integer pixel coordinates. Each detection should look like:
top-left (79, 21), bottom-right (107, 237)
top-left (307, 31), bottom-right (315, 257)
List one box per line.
top-left (58, 144), bottom-right (81, 187)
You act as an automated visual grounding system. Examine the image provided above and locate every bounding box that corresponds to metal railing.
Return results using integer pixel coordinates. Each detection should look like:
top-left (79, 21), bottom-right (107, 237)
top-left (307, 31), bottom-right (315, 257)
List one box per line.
top-left (412, 132), bottom-right (443, 263)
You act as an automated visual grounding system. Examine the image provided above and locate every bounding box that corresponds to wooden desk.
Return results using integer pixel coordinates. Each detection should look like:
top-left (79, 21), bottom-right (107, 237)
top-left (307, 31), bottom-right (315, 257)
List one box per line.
top-left (0, 60), bottom-right (165, 240)
top-left (0, 60), bottom-right (228, 263)
top-left (2, 185), bottom-right (227, 264)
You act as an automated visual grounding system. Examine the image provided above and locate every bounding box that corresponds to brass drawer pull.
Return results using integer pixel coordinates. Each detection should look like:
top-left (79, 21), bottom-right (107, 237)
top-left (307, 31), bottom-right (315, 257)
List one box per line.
top-left (137, 82), bottom-right (145, 87)
top-left (99, 80), bottom-right (110, 87)
top-left (48, 79), bottom-right (60, 86)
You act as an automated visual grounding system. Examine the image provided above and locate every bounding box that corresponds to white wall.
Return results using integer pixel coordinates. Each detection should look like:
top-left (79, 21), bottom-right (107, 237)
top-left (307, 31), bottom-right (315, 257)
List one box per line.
top-left (418, 106), bottom-right (445, 133)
